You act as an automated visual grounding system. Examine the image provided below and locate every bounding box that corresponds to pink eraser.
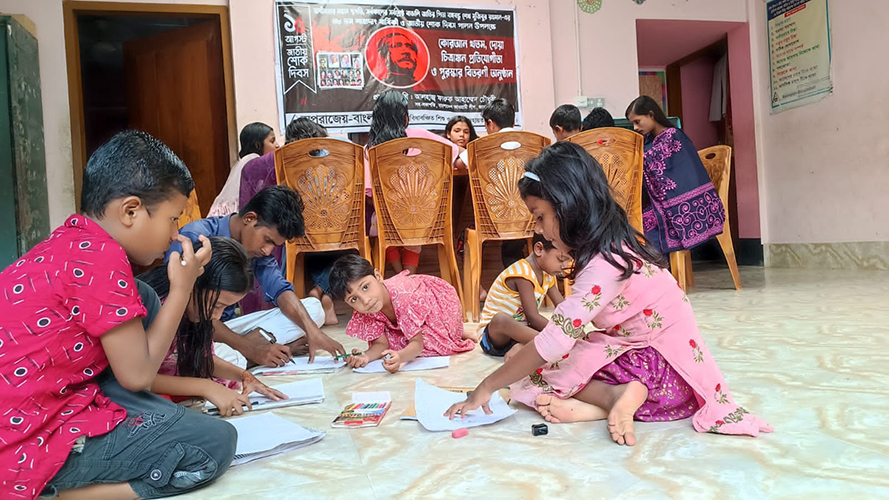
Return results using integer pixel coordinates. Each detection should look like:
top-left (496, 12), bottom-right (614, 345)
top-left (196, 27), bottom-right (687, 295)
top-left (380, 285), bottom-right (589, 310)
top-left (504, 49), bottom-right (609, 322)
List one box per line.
top-left (451, 428), bottom-right (469, 439)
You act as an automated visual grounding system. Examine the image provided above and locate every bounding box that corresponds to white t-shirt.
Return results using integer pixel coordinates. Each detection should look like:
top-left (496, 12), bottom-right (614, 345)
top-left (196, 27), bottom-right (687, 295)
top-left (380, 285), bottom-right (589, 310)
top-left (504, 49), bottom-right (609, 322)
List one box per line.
top-left (459, 126), bottom-right (517, 166)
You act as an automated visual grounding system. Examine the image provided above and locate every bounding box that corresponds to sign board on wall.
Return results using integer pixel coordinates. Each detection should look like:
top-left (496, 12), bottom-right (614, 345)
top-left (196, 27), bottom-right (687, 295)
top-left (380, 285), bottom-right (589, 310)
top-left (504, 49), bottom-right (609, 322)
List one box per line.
top-left (274, 2), bottom-right (521, 133)
top-left (767, 0), bottom-right (832, 113)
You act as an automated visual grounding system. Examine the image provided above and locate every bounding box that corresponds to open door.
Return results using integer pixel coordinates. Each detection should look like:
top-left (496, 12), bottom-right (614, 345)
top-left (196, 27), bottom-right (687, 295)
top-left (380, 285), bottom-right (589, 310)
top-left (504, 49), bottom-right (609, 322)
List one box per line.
top-left (124, 19), bottom-right (229, 217)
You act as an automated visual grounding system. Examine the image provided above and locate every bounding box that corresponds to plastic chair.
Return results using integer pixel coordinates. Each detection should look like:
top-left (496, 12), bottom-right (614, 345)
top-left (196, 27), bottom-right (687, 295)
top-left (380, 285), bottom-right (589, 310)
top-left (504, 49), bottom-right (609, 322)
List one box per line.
top-left (275, 138), bottom-right (370, 297)
top-left (179, 189), bottom-right (202, 228)
top-left (670, 146), bottom-right (741, 291)
top-left (463, 131), bottom-right (551, 321)
top-left (367, 137), bottom-right (465, 311)
top-left (566, 127), bottom-right (645, 233)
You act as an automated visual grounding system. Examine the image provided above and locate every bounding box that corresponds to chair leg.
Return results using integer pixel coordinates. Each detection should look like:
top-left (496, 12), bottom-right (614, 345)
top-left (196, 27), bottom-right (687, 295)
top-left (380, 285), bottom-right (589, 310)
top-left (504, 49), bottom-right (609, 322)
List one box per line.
top-left (563, 278), bottom-right (572, 298)
top-left (440, 240), bottom-right (465, 318)
top-left (684, 251), bottom-right (694, 287)
top-left (375, 239), bottom-right (387, 278)
top-left (285, 243), bottom-right (297, 285)
top-left (670, 251), bottom-right (690, 293)
top-left (716, 232), bottom-right (742, 290)
top-left (463, 229), bottom-right (481, 322)
top-left (293, 252), bottom-right (307, 298)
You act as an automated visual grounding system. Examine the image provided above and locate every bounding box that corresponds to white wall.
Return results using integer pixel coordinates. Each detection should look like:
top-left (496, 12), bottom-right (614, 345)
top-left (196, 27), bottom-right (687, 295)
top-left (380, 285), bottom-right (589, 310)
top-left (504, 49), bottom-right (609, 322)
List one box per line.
top-left (0, 0), bottom-right (555, 228)
top-left (749, 0), bottom-right (889, 244)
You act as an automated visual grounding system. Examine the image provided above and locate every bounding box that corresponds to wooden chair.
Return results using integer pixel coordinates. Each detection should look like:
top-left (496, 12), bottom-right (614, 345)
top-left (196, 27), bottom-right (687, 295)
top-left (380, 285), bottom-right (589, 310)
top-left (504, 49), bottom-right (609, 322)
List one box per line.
top-left (670, 146), bottom-right (741, 291)
top-left (567, 127), bottom-right (645, 232)
top-left (463, 131), bottom-right (551, 321)
top-left (179, 189), bottom-right (202, 228)
top-left (367, 137), bottom-right (465, 310)
top-left (275, 138), bottom-right (370, 297)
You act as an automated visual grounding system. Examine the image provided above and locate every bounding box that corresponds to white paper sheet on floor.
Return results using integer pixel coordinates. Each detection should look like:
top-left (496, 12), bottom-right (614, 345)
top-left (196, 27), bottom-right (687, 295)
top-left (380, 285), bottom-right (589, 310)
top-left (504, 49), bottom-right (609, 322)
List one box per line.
top-left (229, 412), bottom-right (324, 466)
top-left (414, 379), bottom-right (516, 431)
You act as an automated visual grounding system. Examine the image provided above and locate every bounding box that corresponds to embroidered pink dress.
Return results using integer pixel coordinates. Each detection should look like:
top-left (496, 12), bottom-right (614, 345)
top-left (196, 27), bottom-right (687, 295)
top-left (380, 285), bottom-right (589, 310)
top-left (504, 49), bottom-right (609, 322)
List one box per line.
top-left (346, 272), bottom-right (474, 356)
top-left (511, 254), bottom-right (772, 437)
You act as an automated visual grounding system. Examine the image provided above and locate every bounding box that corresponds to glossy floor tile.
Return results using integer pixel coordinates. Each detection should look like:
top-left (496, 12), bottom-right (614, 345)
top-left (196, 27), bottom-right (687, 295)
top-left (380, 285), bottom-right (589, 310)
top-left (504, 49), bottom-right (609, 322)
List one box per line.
top-left (183, 265), bottom-right (889, 499)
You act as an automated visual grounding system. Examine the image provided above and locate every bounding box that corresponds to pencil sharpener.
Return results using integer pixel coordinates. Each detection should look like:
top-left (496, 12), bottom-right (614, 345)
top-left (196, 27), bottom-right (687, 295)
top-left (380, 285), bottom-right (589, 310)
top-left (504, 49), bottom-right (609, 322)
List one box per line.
top-left (531, 423), bottom-right (548, 436)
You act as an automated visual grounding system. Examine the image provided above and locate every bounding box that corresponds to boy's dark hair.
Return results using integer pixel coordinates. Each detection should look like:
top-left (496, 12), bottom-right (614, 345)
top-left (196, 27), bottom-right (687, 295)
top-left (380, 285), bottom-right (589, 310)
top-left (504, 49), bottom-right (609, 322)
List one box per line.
top-left (329, 254), bottom-right (375, 300)
top-left (81, 130), bottom-right (194, 218)
top-left (285, 117), bottom-right (328, 145)
top-left (533, 232), bottom-right (556, 251)
top-left (239, 185), bottom-right (306, 240)
top-left (549, 104), bottom-right (581, 132)
top-left (238, 122), bottom-right (273, 158)
top-left (481, 98), bottom-right (516, 130)
top-left (582, 107), bottom-right (615, 131)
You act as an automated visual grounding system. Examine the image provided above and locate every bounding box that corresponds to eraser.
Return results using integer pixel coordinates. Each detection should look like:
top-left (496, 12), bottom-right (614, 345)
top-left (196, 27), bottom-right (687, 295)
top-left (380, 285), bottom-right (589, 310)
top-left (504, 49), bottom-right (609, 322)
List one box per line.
top-left (451, 428), bottom-right (469, 439)
top-left (531, 423), bottom-right (548, 436)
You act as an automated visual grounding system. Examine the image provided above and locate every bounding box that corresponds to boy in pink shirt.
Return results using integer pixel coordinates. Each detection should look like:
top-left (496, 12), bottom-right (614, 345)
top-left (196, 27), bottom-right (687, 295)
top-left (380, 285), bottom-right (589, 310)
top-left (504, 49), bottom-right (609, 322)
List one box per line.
top-left (0, 131), bottom-right (233, 499)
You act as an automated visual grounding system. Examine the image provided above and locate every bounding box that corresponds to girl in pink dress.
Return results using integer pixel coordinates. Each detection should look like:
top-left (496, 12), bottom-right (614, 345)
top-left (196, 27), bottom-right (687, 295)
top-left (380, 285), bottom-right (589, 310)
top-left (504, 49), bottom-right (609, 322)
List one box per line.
top-left (446, 142), bottom-right (771, 446)
top-left (329, 255), bottom-right (474, 373)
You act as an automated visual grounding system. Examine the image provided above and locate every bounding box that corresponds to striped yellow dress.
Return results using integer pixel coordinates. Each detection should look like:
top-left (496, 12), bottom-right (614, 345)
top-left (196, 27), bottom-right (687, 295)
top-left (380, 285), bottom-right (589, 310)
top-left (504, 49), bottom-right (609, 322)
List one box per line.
top-left (479, 258), bottom-right (558, 328)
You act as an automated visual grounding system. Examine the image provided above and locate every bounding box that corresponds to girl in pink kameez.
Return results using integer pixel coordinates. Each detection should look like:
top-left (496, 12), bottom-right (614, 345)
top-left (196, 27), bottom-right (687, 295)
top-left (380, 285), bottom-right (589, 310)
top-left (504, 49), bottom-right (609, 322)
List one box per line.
top-left (329, 255), bottom-right (474, 373)
top-left (446, 142), bottom-right (771, 446)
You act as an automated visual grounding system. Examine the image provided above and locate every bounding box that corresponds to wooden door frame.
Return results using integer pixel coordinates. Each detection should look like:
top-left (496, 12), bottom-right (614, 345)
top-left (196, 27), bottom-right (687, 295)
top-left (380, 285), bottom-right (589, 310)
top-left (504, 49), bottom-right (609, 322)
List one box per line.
top-left (63, 1), bottom-right (237, 210)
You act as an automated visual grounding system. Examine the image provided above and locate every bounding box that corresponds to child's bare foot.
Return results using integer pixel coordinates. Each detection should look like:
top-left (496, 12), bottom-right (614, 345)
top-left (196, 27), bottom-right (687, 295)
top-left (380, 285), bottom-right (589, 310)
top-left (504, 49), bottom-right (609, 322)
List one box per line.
top-left (320, 294), bottom-right (339, 325)
top-left (606, 381), bottom-right (648, 446)
top-left (462, 327), bottom-right (479, 343)
top-left (479, 287), bottom-right (487, 302)
top-left (535, 394), bottom-right (608, 423)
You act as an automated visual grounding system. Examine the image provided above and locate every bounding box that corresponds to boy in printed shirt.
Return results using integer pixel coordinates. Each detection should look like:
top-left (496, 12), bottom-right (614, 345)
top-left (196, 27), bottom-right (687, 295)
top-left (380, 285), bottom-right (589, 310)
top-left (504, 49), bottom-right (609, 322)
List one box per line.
top-left (0, 131), bottom-right (235, 499)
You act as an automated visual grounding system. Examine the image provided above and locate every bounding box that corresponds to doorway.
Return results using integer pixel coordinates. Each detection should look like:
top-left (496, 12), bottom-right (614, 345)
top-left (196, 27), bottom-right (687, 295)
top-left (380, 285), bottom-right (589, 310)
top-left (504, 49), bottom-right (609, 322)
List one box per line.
top-left (64, 1), bottom-right (237, 216)
top-left (635, 19), bottom-right (762, 267)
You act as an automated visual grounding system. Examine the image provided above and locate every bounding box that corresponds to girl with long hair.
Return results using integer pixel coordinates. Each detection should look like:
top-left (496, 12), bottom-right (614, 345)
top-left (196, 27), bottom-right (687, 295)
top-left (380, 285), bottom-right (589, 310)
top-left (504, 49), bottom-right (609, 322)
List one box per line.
top-left (208, 122), bottom-right (278, 217)
top-left (446, 142), bottom-right (771, 446)
top-left (140, 236), bottom-right (286, 416)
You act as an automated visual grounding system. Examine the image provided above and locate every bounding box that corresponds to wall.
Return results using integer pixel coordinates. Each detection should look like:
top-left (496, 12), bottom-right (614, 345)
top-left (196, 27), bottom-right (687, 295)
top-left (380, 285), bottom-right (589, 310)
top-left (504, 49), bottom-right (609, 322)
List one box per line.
top-left (679, 56), bottom-right (718, 149)
top-left (749, 0), bottom-right (889, 245)
top-left (0, 0), bottom-right (554, 228)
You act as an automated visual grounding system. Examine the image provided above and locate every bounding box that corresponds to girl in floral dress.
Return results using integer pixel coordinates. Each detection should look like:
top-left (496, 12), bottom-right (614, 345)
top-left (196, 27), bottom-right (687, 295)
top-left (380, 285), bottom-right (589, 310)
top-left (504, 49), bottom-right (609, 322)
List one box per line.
top-left (329, 255), bottom-right (474, 373)
top-left (446, 142), bottom-right (771, 446)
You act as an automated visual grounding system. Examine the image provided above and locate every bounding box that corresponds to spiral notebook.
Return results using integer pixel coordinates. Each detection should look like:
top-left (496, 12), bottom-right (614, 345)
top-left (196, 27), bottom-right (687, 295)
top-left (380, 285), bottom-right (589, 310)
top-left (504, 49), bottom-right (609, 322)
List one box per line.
top-left (228, 412), bottom-right (325, 466)
top-left (204, 378), bottom-right (325, 416)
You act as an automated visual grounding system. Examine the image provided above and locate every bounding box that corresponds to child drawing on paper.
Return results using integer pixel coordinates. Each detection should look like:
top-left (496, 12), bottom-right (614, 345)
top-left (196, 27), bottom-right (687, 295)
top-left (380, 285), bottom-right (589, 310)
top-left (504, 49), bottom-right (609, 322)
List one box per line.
top-left (329, 255), bottom-right (474, 373)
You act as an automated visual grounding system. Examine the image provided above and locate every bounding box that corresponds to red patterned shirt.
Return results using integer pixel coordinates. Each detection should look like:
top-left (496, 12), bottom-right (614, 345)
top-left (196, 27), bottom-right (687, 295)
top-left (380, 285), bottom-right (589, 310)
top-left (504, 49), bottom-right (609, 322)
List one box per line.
top-left (0, 215), bottom-right (146, 499)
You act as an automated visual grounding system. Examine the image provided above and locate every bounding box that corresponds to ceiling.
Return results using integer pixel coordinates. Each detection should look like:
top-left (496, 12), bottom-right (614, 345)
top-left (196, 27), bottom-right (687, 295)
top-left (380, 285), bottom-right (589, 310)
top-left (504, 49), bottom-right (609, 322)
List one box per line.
top-left (635, 19), bottom-right (745, 67)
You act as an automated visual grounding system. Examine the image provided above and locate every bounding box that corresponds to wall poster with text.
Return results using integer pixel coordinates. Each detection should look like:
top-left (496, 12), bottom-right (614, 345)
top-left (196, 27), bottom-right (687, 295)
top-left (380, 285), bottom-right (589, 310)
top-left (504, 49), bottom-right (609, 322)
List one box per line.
top-left (767, 0), bottom-right (832, 113)
top-left (274, 1), bottom-right (521, 134)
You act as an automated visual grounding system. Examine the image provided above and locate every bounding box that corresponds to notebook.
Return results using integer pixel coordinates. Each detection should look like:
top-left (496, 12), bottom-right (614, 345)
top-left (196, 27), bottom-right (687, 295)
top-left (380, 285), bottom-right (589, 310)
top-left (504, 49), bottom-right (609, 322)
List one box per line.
top-left (352, 355), bottom-right (450, 374)
top-left (204, 378), bottom-right (325, 416)
top-left (413, 379), bottom-right (517, 431)
top-left (331, 392), bottom-right (392, 428)
top-left (252, 357), bottom-right (347, 376)
top-left (224, 308), bottom-right (307, 345)
top-left (228, 412), bottom-right (325, 466)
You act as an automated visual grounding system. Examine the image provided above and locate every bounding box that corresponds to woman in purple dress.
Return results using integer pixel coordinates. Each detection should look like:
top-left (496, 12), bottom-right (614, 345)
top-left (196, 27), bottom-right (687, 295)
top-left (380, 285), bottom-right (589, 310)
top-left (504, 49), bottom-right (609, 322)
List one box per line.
top-left (625, 96), bottom-right (725, 254)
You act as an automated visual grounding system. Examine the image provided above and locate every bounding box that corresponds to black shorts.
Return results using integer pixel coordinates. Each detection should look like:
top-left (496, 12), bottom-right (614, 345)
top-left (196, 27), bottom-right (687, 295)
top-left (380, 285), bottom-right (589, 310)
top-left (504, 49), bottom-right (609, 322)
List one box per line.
top-left (479, 326), bottom-right (517, 357)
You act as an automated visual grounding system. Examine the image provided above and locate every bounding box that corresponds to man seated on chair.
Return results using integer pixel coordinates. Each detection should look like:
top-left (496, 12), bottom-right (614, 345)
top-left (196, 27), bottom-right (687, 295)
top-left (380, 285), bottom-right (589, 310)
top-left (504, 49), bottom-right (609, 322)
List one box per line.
top-left (459, 98), bottom-right (527, 268)
top-left (165, 185), bottom-right (347, 368)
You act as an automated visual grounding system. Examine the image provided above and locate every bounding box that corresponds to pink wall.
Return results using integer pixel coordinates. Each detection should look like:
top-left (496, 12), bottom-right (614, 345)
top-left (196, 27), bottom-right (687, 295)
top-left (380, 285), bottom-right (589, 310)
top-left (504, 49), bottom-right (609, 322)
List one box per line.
top-left (679, 57), bottom-right (719, 149)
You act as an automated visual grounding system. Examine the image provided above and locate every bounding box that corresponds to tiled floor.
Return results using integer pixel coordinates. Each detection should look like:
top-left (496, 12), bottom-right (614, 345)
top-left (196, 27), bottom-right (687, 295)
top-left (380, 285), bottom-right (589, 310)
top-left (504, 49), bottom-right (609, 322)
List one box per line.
top-left (183, 265), bottom-right (889, 499)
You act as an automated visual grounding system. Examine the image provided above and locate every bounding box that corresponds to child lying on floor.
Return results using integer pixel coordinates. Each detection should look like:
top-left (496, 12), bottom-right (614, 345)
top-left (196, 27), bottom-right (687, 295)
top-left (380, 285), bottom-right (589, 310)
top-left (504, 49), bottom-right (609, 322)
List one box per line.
top-left (140, 236), bottom-right (285, 416)
top-left (478, 233), bottom-right (571, 359)
top-left (329, 255), bottom-right (474, 373)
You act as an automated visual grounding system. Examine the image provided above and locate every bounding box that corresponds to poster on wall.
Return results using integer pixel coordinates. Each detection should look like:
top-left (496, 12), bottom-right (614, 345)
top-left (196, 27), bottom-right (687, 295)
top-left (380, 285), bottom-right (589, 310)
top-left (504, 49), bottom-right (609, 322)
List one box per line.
top-left (274, 2), bottom-right (521, 134)
top-left (767, 0), bottom-right (831, 114)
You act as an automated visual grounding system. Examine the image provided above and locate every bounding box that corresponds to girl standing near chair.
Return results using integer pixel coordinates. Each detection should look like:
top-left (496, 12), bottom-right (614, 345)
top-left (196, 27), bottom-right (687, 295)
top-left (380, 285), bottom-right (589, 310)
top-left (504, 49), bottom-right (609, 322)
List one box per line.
top-left (365, 91), bottom-right (464, 274)
top-left (625, 96), bottom-right (725, 255)
top-left (445, 142), bottom-right (771, 446)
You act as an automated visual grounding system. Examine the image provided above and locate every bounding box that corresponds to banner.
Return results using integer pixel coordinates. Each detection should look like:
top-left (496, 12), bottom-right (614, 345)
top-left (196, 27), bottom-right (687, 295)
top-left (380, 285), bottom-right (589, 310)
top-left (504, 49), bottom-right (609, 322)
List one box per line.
top-left (767, 0), bottom-right (832, 113)
top-left (274, 2), bottom-right (521, 133)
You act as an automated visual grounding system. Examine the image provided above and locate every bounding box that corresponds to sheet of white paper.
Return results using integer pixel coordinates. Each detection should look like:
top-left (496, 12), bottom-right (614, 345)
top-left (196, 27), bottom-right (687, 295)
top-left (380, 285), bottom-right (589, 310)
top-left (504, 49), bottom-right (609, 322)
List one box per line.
top-left (353, 391), bottom-right (391, 404)
top-left (414, 379), bottom-right (516, 431)
top-left (353, 356), bottom-right (450, 374)
top-left (252, 357), bottom-right (346, 375)
top-left (204, 378), bottom-right (325, 414)
top-left (229, 412), bottom-right (322, 456)
top-left (223, 308), bottom-right (307, 345)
